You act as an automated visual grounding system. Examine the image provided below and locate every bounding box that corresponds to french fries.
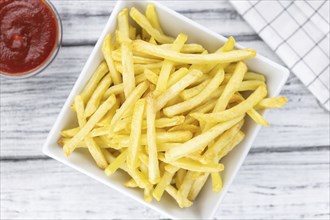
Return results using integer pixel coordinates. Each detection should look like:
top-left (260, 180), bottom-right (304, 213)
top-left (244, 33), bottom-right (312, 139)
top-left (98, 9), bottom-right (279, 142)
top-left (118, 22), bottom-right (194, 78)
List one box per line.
top-left (59, 4), bottom-right (287, 208)
top-left (146, 94), bottom-right (160, 184)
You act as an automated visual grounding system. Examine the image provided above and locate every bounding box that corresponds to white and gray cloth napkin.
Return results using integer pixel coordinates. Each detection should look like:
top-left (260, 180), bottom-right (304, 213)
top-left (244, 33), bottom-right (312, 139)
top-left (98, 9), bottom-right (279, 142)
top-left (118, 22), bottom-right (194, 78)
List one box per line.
top-left (230, 0), bottom-right (330, 111)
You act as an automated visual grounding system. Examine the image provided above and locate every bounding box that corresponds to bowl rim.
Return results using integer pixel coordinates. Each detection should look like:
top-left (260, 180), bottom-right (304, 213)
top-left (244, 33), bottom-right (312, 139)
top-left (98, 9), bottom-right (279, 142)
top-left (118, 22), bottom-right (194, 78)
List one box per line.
top-left (42, 0), bottom-right (290, 219)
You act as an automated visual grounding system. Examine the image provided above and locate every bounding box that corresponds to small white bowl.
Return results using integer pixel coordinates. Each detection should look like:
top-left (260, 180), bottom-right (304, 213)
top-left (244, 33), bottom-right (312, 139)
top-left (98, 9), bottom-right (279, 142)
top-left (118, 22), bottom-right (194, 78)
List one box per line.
top-left (42, 1), bottom-right (289, 219)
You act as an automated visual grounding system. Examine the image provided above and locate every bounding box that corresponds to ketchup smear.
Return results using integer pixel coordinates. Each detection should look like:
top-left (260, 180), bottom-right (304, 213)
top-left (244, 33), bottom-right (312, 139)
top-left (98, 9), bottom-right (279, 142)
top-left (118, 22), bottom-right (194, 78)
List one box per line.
top-left (0, 0), bottom-right (58, 75)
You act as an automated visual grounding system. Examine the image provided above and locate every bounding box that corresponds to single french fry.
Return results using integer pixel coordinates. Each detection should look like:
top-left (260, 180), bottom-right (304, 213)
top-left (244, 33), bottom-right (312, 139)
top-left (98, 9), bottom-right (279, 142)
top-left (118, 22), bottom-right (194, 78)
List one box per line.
top-left (129, 25), bottom-right (136, 40)
top-left (105, 149), bottom-right (128, 175)
top-left (60, 127), bottom-right (80, 138)
top-left (59, 137), bottom-right (112, 149)
top-left (214, 61), bottom-right (247, 112)
top-left (180, 79), bottom-right (210, 100)
top-left (167, 67), bottom-right (189, 87)
top-left (115, 62), bottom-right (163, 75)
top-left (79, 61), bottom-right (109, 103)
top-left (74, 95), bottom-right (86, 127)
top-left (124, 179), bottom-right (138, 188)
top-left (245, 72), bottom-right (266, 81)
top-left (164, 96), bottom-right (183, 108)
top-left (146, 94), bottom-right (160, 184)
top-left (157, 143), bottom-right (181, 152)
top-left (255, 96), bottom-right (288, 109)
top-left (132, 40), bottom-right (256, 64)
top-left (118, 9), bottom-right (130, 42)
top-left (109, 82), bottom-right (149, 132)
top-left (219, 36), bottom-right (236, 52)
top-left (103, 84), bottom-right (124, 98)
top-left (163, 69), bottom-right (224, 117)
top-left (165, 116), bottom-right (244, 161)
top-left (63, 95), bottom-right (116, 156)
top-left (127, 99), bottom-right (145, 169)
top-left (165, 185), bottom-right (193, 208)
top-left (175, 169), bottom-right (187, 189)
top-left (97, 99), bottom-right (120, 126)
top-left (146, 3), bottom-right (163, 33)
top-left (191, 86), bottom-right (267, 123)
top-left (112, 49), bottom-right (161, 64)
top-left (102, 34), bottom-right (122, 85)
top-left (130, 7), bottom-right (174, 43)
top-left (155, 69), bottom-right (203, 110)
top-left (238, 80), bottom-right (266, 91)
top-left (168, 124), bottom-right (200, 133)
top-left (85, 137), bottom-right (108, 169)
top-left (224, 71), bottom-right (266, 83)
top-left (155, 33), bottom-right (187, 94)
top-left (121, 41), bottom-right (135, 98)
top-left (154, 116), bottom-right (185, 128)
top-left (144, 183), bottom-right (153, 203)
top-left (159, 155), bottom-right (224, 173)
top-left (153, 167), bottom-right (179, 201)
top-left (211, 172), bottom-right (223, 192)
top-left (85, 74), bottom-right (112, 117)
top-left (118, 9), bottom-right (135, 98)
top-left (144, 69), bottom-right (158, 85)
top-left (247, 108), bottom-right (269, 126)
top-left (90, 126), bottom-right (111, 137)
top-left (160, 43), bottom-right (205, 53)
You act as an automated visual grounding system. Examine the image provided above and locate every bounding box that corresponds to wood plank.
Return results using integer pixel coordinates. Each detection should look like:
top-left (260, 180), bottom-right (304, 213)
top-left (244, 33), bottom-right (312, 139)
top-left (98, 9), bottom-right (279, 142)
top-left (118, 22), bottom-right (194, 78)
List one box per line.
top-left (1, 150), bottom-right (329, 219)
top-left (1, 41), bottom-right (329, 158)
top-left (51, 0), bottom-right (255, 45)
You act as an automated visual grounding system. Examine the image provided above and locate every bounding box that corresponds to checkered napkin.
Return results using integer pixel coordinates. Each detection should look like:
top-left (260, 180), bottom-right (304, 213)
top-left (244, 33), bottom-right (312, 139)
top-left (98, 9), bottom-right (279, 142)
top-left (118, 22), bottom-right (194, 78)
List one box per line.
top-left (230, 0), bottom-right (330, 111)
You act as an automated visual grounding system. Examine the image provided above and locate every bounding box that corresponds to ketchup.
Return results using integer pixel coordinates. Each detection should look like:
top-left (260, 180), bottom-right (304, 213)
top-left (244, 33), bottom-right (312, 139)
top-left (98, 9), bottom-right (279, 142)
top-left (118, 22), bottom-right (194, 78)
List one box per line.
top-left (0, 0), bottom-right (59, 75)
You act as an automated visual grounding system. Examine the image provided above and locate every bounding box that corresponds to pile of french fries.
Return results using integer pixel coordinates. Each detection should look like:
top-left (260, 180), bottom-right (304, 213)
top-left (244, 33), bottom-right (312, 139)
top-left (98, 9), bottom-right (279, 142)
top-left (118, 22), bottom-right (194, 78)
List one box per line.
top-left (59, 4), bottom-right (287, 208)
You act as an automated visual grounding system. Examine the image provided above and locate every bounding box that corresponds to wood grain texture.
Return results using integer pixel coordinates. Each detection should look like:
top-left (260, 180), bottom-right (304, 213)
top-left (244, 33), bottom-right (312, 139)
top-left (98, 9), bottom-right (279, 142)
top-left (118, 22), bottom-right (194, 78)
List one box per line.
top-left (1, 151), bottom-right (329, 220)
top-left (1, 0), bottom-right (329, 219)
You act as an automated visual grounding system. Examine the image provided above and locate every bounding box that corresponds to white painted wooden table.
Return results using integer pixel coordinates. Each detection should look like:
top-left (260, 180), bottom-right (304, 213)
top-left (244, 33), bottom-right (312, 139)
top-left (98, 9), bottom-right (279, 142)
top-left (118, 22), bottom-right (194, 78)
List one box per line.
top-left (1, 1), bottom-right (329, 219)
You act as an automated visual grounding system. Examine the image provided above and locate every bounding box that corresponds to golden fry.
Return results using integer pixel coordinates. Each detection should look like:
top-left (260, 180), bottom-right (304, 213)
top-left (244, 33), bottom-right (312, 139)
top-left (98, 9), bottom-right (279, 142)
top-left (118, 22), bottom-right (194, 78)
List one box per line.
top-left (127, 99), bottom-right (145, 169)
top-left (132, 40), bottom-right (256, 64)
top-left (130, 7), bottom-right (174, 43)
top-left (165, 116), bottom-right (244, 161)
top-left (191, 86), bottom-right (267, 123)
top-left (85, 74), bottom-right (112, 117)
top-left (79, 61), bottom-right (108, 103)
top-left (146, 94), bottom-right (160, 184)
top-left (102, 34), bottom-right (122, 85)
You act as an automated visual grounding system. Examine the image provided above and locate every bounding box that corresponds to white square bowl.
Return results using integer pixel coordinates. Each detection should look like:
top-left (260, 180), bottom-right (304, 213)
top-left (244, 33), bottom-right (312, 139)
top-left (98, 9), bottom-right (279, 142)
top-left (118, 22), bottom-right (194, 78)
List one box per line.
top-left (42, 1), bottom-right (290, 219)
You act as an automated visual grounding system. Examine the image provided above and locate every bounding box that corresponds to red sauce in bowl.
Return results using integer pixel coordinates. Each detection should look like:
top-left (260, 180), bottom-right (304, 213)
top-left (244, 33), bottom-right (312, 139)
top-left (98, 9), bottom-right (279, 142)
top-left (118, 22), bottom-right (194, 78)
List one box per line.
top-left (0, 0), bottom-right (60, 76)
